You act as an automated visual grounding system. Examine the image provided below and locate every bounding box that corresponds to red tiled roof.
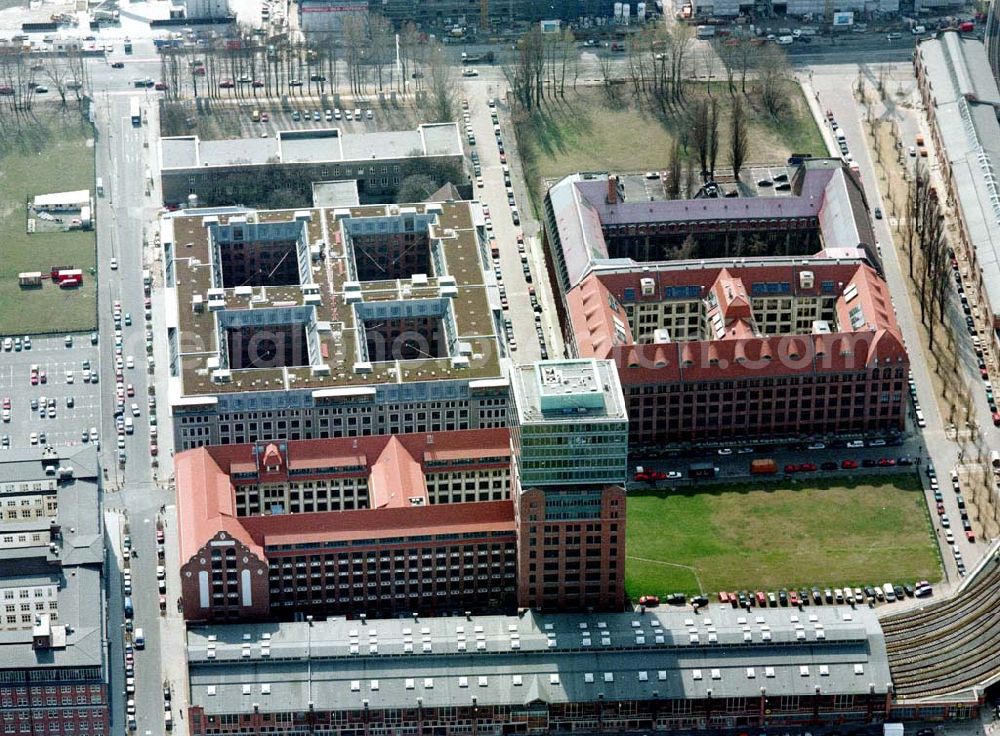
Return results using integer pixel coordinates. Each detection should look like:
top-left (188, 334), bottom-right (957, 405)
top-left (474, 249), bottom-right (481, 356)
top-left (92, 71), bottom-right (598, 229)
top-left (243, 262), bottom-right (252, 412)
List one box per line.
top-left (369, 436), bottom-right (427, 509)
top-left (568, 260), bottom-right (907, 385)
top-left (252, 501), bottom-right (515, 548)
top-left (176, 429), bottom-right (512, 561)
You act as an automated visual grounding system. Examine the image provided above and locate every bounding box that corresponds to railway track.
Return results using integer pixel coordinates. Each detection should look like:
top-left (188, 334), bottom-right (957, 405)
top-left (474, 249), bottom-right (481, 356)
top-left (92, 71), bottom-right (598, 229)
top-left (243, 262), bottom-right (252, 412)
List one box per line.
top-left (883, 551), bottom-right (1000, 699)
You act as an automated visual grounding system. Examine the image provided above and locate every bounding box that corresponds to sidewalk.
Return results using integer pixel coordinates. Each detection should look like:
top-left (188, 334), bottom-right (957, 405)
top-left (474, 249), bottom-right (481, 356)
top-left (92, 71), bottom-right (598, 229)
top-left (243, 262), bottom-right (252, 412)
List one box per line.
top-left (158, 503), bottom-right (189, 728)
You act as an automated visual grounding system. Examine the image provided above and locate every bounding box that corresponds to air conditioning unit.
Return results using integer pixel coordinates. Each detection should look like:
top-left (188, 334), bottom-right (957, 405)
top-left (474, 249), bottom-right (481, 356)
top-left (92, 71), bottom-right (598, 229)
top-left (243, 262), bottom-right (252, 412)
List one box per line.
top-left (799, 270), bottom-right (815, 289)
top-left (640, 277), bottom-right (655, 296)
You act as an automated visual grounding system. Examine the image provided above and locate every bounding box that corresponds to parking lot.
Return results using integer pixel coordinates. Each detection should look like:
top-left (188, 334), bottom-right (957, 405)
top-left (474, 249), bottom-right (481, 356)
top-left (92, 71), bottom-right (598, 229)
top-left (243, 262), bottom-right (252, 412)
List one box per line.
top-left (167, 94), bottom-right (413, 140)
top-left (0, 335), bottom-right (101, 451)
top-left (616, 166), bottom-right (797, 202)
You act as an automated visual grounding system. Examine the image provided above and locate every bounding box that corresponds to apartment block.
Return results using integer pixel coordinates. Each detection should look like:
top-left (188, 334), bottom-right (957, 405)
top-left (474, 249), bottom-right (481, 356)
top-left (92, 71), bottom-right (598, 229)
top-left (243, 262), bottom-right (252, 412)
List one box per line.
top-left (0, 448), bottom-right (108, 736)
top-left (162, 199), bottom-right (509, 451)
top-left (176, 430), bottom-right (518, 622)
top-left (544, 161), bottom-right (908, 447)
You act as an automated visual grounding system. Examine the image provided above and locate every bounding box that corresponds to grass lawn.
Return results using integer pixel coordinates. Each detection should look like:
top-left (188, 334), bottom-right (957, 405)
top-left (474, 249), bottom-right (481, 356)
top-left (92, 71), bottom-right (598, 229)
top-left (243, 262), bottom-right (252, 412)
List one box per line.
top-left (0, 113), bottom-right (97, 335)
top-left (518, 81), bottom-right (825, 185)
top-left (625, 475), bottom-right (941, 599)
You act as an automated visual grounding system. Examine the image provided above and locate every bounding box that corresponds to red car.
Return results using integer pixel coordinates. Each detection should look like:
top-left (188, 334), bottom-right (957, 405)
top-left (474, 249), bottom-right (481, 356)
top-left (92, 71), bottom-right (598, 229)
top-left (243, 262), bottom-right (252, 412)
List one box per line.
top-left (649, 470), bottom-right (667, 481)
top-left (150, 444), bottom-right (158, 457)
top-left (981, 368), bottom-right (990, 379)
top-left (638, 595), bottom-right (659, 607)
top-left (798, 463), bottom-right (817, 472)
top-left (192, 66), bottom-right (206, 76)
top-left (936, 503), bottom-right (946, 515)
top-left (516, 232), bottom-right (524, 244)
top-left (219, 79), bottom-right (235, 88)
top-left (634, 472), bottom-right (649, 482)
top-left (789, 590), bottom-right (800, 606)
top-left (154, 82), bottom-right (167, 90)
top-left (2, 397), bottom-right (9, 410)
top-left (755, 591), bottom-right (766, 607)
top-left (841, 459), bottom-right (858, 469)
top-left (784, 464), bottom-right (797, 473)
top-left (993, 411), bottom-right (1000, 427)
top-left (878, 457), bottom-right (896, 467)
top-left (30, 374), bottom-right (38, 386)
top-left (718, 591), bottom-right (730, 603)
top-left (966, 530), bottom-right (976, 542)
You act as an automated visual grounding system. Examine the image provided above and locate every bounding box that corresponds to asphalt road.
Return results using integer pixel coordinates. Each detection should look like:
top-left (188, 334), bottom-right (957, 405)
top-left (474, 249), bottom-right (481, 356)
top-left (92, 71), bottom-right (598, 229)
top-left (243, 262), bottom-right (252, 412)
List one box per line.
top-left (93, 91), bottom-right (176, 736)
top-left (810, 62), bottom-right (983, 583)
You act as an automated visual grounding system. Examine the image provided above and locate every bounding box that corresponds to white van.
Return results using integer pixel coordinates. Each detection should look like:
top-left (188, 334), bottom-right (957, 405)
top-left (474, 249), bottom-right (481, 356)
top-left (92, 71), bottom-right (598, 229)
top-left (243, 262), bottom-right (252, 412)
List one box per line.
top-left (124, 417), bottom-right (134, 434)
top-left (882, 583), bottom-right (896, 602)
top-left (915, 409), bottom-right (926, 428)
top-left (134, 628), bottom-right (145, 649)
top-left (96, 177), bottom-right (104, 196)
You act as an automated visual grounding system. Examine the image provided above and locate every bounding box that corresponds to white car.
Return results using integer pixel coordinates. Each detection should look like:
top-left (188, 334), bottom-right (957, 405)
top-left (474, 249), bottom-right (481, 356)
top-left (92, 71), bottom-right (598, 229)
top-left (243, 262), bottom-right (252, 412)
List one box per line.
top-left (65, 370), bottom-right (74, 384)
top-left (110, 258), bottom-right (118, 270)
top-left (29, 432), bottom-right (38, 445)
top-left (131, 403), bottom-right (140, 417)
top-left (126, 356), bottom-right (134, 369)
top-left (462, 68), bottom-right (479, 77)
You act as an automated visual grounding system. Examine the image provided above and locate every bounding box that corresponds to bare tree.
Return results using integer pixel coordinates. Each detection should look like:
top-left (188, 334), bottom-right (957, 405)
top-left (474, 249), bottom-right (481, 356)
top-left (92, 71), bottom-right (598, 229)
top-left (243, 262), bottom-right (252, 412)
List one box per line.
top-left (398, 21), bottom-right (421, 93)
top-left (427, 42), bottom-right (456, 123)
top-left (729, 95), bottom-right (749, 180)
top-left (368, 13), bottom-right (394, 92)
top-left (40, 56), bottom-right (72, 107)
top-left (715, 38), bottom-right (738, 96)
top-left (667, 23), bottom-right (694, 104)
top-left (708, 98), bottom-right (719, 180)
top-left (666, 140), bottom-right (682, 199)
top-left (756, 44), bottom-right (791, 118)
top-left (503, 29), bottom-right (545, 111)
top-left (690, 100), bottom-right (710, 183)
top-left (684, 155), bottom-right (696, 198)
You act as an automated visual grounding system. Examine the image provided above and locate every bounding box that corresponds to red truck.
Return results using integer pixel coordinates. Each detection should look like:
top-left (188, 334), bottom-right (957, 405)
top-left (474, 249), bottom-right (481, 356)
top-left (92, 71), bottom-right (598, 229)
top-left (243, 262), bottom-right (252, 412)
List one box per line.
top-left (751, 458), bottom-right (778, 475)
top-left (959, 20), bottom-right (975, 32)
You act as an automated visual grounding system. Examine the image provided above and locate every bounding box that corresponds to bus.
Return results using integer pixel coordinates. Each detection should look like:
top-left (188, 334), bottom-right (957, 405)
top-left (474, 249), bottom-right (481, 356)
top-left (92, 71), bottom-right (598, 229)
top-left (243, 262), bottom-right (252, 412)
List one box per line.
top-left (130, 98), bottom-right (141, 127)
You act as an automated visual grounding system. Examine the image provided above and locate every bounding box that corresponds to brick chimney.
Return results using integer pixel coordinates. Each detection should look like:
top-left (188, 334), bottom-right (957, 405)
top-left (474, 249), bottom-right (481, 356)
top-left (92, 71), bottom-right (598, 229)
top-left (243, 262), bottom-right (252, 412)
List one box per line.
top-left (606, 175), bottom-right (618, 205)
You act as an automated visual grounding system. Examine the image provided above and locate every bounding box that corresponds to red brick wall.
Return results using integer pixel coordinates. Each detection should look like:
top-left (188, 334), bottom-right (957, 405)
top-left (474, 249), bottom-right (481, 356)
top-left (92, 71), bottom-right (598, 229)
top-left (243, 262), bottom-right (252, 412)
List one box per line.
top-left (516, 485), bottom-right (625, 611)
top-left (181, 532), bottom-right (270, 622)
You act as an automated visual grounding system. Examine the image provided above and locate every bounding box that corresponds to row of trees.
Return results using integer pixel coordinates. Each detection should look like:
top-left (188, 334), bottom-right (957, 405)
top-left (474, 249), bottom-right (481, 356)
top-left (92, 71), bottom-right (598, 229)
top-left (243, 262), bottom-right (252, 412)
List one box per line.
top-left (158, 15), bottom-right (458, 122)
top-left (0, 51), bottom-right (90, 115)
top-left (502, 23), bottom-right (786, 186)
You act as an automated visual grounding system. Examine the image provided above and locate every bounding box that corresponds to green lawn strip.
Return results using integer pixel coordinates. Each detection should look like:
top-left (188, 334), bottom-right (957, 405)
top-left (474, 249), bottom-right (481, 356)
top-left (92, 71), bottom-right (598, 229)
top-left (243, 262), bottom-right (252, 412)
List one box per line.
top-left (625, 475), bottom-right (940, 599)
top-left (0, 114), bottom-right (97, 335)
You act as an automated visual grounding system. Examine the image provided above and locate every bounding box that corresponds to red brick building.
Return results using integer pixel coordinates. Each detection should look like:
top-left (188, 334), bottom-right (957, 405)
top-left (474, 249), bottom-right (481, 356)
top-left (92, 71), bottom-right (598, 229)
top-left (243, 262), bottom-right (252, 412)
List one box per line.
top-left (566, 260), bottom-right (908, 447)
top-left (515, 485), bottom-right (626, 611)
top-left (176, 430), bottom-right (521, 622)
